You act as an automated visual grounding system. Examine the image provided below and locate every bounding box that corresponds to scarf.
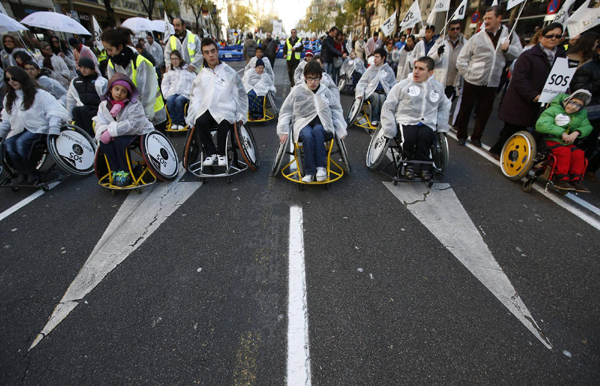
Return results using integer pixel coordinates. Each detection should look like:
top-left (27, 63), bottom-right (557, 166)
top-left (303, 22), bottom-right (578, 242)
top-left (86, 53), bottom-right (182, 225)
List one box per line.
top-left (108, 97), bottom-right (129, 117)
top-left (109, 46), bottom-right (136, 68)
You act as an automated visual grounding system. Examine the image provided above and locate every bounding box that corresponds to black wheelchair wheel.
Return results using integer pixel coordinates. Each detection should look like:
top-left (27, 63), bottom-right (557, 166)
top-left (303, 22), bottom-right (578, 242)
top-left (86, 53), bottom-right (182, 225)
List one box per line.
top-left (433, 132), bottom-right (449, 174)
top-left (366, 125), bottom-right (391, 170)
top-left (271, 134), bottom-right (289, 177)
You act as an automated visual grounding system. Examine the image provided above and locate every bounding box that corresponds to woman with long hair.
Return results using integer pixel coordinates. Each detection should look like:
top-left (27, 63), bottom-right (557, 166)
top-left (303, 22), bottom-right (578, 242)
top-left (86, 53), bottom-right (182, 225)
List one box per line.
top-left (40, 42), bottom-right (71, 88)
top-left (0, 67), bottom-right (69, 183)
top-left (12, 50), bottom-right (33, 69)
top-left (161, 50), bottom-right (195, 129)
top-left (24, 61), bottom-right (67, 105)
top-left (50, 36), bottom-right (77, 78)
top-left (101, 27), bottom-right (167, 129)
top-left (1, 34), bottom-right (27, 69)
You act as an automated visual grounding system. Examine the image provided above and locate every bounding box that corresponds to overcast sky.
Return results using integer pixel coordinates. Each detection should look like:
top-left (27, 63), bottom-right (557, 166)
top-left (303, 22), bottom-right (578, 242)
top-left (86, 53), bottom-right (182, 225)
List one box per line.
top-left (274, 0), bottom-right (311, 33)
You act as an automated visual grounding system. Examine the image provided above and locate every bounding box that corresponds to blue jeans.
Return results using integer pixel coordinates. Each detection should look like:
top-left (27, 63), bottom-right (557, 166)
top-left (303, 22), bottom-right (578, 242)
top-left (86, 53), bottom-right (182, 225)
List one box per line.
top-left (4, 130), bottom-right (44, 173)
top-left (99, 135), bottom-right (137, 172)
top-left (166, 94), bottom-right (188, 125)
top-left (299, 124), bottom-right (327, 176)
top-left (368, 92), bottom-right (386, 122)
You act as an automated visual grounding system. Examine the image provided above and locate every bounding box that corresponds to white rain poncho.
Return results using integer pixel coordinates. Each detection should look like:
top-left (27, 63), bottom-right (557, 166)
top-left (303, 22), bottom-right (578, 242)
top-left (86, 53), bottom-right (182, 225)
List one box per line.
top-left (277, 82), bottom-right (347, 143)
top-left (0, 89), bottom-right (69, 140)
top-left (185, 61), bottom-right (248, 127)
top-left (48, 54), bottom-right (72, 89)
top-left (37, 75), bottom-right (67, 106)
top-left (396, 47), bottom-right (416, 81)
top-left (161, 64), bottom-right (196, 99)
top-left (93, 100), bottom-right (154, 140)
top-left (340, 58), bottom-right (366, 79)
top-left (245, 56), bottom-right (274, 83)
top-left (428, 35), bottom-right (468, 87)
top-left (456, 25), bottom-right (522, 88)
top-left (355, 62), bottom-right (396, 99)
top-left (381, 78), bottom-right (451, 139)
top-left (242, 69), bottom-right (275, 97)
top-left (321, 71), bottom-right (340, 101)
top-left (294, 59), bottom-right (310, 85)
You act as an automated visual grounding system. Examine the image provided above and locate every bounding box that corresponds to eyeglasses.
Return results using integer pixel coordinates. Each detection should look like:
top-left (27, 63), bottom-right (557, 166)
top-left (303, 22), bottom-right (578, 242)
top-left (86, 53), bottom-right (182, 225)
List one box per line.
top-left (449, 27), bottom-right (461, 31)
top-left (567, 101), bottom-right (583, 109)
top-left (5, 77), bottom-right (16, 82)
top-left (305, 76), bottom-right (320, 82)
top-left (544, 34), bottom-right (562, 39)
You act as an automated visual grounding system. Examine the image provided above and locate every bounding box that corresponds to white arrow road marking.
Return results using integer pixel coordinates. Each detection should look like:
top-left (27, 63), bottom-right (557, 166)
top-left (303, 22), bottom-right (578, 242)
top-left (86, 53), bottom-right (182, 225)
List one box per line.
top-left (384, 182), bottom-right (552, 349)
top-left (30, 175), bottom-right (201, 350)
top-left (288, 206), bottom-right (311, 385)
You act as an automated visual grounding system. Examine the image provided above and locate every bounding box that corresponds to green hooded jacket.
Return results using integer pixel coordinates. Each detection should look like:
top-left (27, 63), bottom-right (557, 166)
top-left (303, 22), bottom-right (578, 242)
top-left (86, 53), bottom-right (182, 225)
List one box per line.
top-left (535, 93), bottom-right (593, 145)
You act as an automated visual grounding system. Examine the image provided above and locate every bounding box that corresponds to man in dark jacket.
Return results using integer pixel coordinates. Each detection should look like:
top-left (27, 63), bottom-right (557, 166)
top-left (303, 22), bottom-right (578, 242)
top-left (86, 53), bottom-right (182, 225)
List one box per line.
top-left (283, 29), bottom-right (303, 86)
top-left (322, 26), bottom-right (343, 80)
top-left (571, 46), bottom-right (600, 180)
top-left (243, 33), bottom-right (258, 63)
top-left (263, 31), bottom-right (279, 68)
top-left (488, 22), bottom-right (565, 158)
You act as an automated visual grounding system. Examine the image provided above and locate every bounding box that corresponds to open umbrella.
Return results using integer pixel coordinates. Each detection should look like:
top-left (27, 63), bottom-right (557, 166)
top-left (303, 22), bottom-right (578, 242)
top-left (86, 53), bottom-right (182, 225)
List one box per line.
top-left (0, 13), bottom-right (28, 33)
top-left (122, 17), bottom-right (154, 32)
top-left (150, 20), bottom-right (174, 34)
top-left (21, 11), bottom-right (91, 35)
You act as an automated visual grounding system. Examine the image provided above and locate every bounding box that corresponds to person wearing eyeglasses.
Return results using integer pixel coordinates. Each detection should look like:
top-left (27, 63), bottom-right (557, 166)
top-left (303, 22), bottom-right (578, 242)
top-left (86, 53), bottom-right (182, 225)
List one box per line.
top-left (455, 5), bottom-right (522, 147)
top-left (488, 22), bottom-right (566, 159)
top-left (428, 20), bottom-right (468, 100)
top-left (535, 90), bottom-right (593, 192)
top-left (277, 61), bottom-right (347, 183)
top-left (186, 38), bottom-right (248, 167)
top-left (1, 34), bottom-right (28, 70)
top-left (0, 66), bottom-right (69, 184)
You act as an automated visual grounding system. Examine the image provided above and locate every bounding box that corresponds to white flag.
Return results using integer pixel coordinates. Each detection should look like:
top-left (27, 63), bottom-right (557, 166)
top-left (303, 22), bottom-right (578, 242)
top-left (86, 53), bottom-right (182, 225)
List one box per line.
top-left (400, 0), bottom-right (423, 31)
top-left (450, 0), bottom-right (468, 21)
top-left (507, 0), bottom-right (526, 11)
top-left (492, 0), bottom-right (498, 5)
top-left (381, 11), bottom-right (397, 36)
top-left (0, 2), bottom-right (7, 15)
top-left (554, 0), bottom-right (577, 25)
top-left (92, 16), bottom-right (104, 51)
top-left (567, 0), bottom-right (600, 37)
top-left (432, 0), bottom-right (450, 13)
top-left (163, 12), bottom-right (171, 42)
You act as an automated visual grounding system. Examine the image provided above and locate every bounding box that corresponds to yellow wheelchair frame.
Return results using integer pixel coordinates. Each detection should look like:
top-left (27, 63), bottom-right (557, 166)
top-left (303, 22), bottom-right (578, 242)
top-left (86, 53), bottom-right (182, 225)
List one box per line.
top-left (248, 92), bottom-right (277, 123)
top-left (96, 144), bottom-right (157, 192)
top-left (165, 102), bottom-right (190, 133)
top-left (354, 101), bottom-right (377, 131)
top-left (281, 139), bottom-right (345, 189)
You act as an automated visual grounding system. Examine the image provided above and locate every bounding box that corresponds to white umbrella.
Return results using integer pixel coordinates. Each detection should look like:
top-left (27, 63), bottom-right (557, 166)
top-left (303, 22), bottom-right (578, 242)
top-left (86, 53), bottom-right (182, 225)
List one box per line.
top-left (121, 17), bottom-right (154, 32)
top-left (0, 13), bottom-right (28, 33)
top-left (21, 11), bottom-right (91, 35)
top-left (150, 19), bottom-right (174, 34)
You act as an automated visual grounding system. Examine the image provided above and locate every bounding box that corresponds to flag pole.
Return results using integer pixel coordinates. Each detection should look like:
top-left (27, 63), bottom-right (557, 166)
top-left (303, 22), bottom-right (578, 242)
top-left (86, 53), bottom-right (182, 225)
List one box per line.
top-left (508, 1), bottom-right (527, 39)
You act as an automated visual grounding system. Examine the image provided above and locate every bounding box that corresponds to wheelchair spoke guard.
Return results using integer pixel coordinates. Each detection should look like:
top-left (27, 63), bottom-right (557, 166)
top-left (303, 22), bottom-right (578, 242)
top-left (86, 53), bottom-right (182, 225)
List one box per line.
top-left (346, 98), bottom-right (363, 126)
top-left (235, 123), bottom-right (260, 171)
top-left (366, 125), bottom-right (391, 170)
top-left (141, 131), bottom-right (179, 181)
top-left (500, 130), bottom-right (537, 181)
top-left (48, 124), bottom-right (97, 176)
top-left (336, 136), bottom-right (352, 173)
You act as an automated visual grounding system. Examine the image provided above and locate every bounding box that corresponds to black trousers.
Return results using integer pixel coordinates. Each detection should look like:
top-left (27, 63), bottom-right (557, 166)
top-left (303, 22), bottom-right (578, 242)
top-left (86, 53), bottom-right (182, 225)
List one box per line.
top-left (287, 60), bottom-right (300, 87)
top-left (195, 111), bottom-right (232, 156)
top-left (72, 105), bottom-right (98, 137)
top-left (400, 124), bottom-right (436, 170)
top-left (456, 81), bottom-right (497, 141)
top-left (489, 122), bottom-right (527, 156)
top-left (99, 135), bottom-right (137, 171)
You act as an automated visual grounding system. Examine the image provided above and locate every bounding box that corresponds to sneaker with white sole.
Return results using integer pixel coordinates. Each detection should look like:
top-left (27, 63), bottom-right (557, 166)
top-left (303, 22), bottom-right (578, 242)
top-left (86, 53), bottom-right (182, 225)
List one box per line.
top-left (316, 167), bottom-right (327, 182)
top-left (371, 120), bottom-right (378, 126)
top-left (218, 155), bottom-right (227, 167)
top-left (301, 174), bottom-right (314, 183)
top-left (203, 154), bottom-right (217, 166)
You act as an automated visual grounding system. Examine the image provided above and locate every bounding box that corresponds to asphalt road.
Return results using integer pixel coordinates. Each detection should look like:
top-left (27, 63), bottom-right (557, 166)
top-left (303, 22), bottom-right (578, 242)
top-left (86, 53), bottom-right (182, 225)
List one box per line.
top-left (1, 59), bottom-right (599, 385)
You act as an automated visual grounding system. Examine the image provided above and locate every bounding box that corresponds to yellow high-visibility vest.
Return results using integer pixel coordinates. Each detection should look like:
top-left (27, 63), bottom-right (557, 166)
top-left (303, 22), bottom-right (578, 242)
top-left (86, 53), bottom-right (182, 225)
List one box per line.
top-left (170, 33), bottom-right (196, 61)
top-left (108, 54), bottom-right (165, 114)
top-left (286, 38), bottom-right (301, 61)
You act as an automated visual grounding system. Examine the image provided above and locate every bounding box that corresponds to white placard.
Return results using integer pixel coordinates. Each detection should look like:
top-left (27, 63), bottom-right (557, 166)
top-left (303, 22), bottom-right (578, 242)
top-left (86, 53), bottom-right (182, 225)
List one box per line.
top-left (553, 0), bottom-right (576, 25)
top-left (507, 0), bottom-right (526, 10)
top-left (567, 0), bottom-right (600, 38)
top-left (539, 57), bottom-right (580, 104)
top-left (400, 0), bottom-right (423, 31)
top-left (381, 11), bottom-right (397, 36)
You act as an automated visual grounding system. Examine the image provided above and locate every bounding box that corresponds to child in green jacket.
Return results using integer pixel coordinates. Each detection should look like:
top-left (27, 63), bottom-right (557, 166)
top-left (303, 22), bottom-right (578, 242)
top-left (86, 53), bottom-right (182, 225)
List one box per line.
top-left (535, 90), bottom-right (594, 192)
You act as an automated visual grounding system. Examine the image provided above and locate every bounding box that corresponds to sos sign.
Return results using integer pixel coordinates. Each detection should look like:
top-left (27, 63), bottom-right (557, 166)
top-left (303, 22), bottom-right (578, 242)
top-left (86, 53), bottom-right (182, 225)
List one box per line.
top-left (539, 58), bottom-right (579, 103)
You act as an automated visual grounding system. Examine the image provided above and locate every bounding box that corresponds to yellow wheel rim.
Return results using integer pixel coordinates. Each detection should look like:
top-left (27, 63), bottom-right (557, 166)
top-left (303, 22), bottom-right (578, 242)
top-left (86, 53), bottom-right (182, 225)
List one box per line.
top-left (501, 133), bottom-right (533, 178)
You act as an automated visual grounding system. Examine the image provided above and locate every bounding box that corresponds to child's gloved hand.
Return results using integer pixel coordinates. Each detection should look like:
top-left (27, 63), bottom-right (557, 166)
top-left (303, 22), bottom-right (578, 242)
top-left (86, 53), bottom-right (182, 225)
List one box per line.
top-left (100, 130), bottom-right (112, 144)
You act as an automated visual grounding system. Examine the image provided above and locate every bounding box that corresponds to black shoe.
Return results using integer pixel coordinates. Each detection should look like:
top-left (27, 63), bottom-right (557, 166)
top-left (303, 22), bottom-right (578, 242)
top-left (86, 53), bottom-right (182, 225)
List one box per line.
top-left (554, 180), bottom-right (576, 191)
top-left (405, 167), bottom-right (415, 180)
top-left (471, 139), bottom-right (482, 147)
top-left (458, 138), bottom-right (466, 146)
top-left (570, 181), bottom-right (590, 193)
top-left (17, 174), bottom-right (27, 184)
top-left (420, 170), bottom-right (432, 182)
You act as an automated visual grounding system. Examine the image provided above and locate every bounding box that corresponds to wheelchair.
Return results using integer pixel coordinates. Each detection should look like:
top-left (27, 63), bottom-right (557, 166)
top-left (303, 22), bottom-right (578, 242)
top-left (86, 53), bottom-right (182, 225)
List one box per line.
top-left (271, 128), bottom-right (351, 190)
top-left (164, 100), bottom-right (190, 134)
top-left (0, 124), bottom-right (97, 192)
top-left (248, 91), bottom-right (278, 123)
top-left (94, 130), bottom-right (179, 193)
top-left (338, 72), bottom-right (359, 94)
top-left (366, 125), bottom-right (449, 187)
top-left (500, 130), bottom-right (588, 193)
top-left (182, 121), bottom-right (260, 182)
top-left (346, 97), bottom-right (377, 134)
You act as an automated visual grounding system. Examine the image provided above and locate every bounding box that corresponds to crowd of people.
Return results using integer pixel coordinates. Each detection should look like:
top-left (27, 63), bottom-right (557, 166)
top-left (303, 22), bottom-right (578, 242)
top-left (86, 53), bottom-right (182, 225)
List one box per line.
top-left (0, 7), bottom-right (599, 192)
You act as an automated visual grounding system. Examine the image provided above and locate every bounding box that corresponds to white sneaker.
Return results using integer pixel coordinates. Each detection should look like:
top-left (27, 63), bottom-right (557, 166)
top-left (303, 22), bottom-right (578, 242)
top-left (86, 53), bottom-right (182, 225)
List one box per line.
top-left (218, 155), bottom-right (228, 167)
top-left (176, 124), bottom-right (183, 130)
top-left (203, 154), bottom-right (217, 166)
top-left (371, 120), bottom-right (378, 126)
top-left (301, 174), bottom-right (314, 183)
top-left (316, 167), bottom-right (327, 182)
